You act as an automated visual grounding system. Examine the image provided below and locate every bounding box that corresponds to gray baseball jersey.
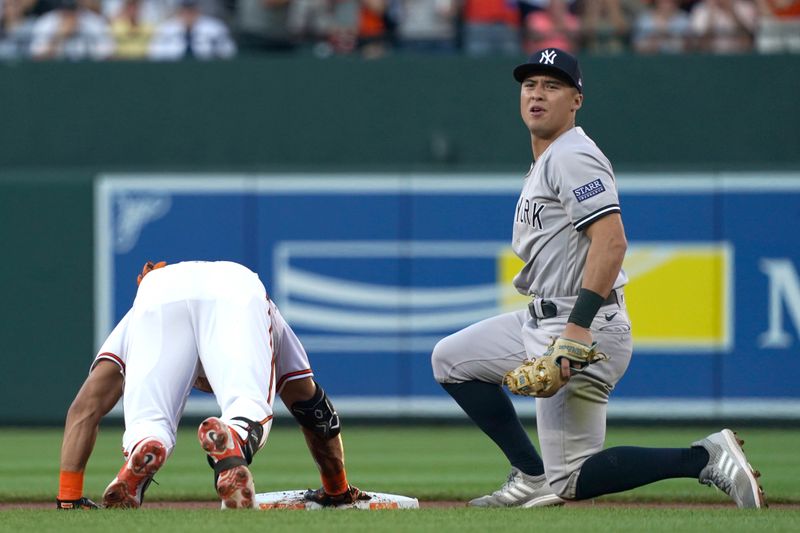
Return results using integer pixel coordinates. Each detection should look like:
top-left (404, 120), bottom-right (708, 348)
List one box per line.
top-left (512, 126), bottom-right (628, 298)
top-left (432, 126), bottom-right (634, 499)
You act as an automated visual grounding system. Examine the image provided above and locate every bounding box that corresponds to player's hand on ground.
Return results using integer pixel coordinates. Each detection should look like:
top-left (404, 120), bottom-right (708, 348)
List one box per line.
top-left (304, 485), bottom-right (371, 506)
top-left (56, 497), bottom-right (100, 510)
top-left (136, 260), bottom-right (167, 286)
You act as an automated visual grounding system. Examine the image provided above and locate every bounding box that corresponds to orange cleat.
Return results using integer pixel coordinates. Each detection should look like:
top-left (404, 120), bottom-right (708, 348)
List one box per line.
top-left (198, 417), bottom-right (255, 509)
top-left (102, 438), bottom-right (167, 508)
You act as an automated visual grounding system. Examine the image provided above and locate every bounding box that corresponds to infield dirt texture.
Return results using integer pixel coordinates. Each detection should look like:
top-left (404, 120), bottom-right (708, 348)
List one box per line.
top-left (1, 425), bottom-right (798, 532)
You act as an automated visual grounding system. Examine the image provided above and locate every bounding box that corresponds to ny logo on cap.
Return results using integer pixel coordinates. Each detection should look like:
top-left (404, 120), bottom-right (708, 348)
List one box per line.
top-left (539, 50), bottom-right (557, 65)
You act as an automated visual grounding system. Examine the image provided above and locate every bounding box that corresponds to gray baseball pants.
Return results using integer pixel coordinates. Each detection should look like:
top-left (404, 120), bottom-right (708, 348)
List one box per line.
top-left (431, 291), bottom-right (633, 499)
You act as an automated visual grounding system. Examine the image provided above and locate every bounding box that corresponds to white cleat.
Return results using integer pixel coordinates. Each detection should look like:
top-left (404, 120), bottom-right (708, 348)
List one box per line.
top-left (692, 429), bottom-right (767, 509)
top-left (468, 468), bottom-right (565, 508)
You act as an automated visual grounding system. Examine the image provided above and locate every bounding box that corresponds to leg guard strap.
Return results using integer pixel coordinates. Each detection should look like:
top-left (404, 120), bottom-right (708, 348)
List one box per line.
top-left (230, 416), bottom-right (265, 465)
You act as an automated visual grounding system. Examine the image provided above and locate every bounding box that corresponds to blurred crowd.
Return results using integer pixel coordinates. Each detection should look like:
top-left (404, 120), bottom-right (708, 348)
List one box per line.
top-left (0, 0), bottom-right (798, 61)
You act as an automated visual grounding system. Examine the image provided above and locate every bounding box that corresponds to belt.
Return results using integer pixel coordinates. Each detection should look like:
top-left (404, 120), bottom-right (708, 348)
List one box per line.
top-left (528, 290), bottom-right (620, 320)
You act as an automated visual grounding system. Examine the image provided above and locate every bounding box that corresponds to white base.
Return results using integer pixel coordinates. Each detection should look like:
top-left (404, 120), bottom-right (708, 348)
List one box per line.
top-left (253, 490), bottom-right (419, 510)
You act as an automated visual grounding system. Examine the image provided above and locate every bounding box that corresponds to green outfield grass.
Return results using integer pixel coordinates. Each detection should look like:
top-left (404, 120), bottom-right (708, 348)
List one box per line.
top-left (1, 425), bottom-right (798, 532)
top-left (2, 507), bottom-right (799, 533)
top-left (0, 425), bottom-right (797, 503)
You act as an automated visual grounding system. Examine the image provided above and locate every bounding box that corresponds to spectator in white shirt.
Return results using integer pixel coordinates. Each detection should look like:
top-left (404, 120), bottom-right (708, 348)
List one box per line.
top-left (1, 0), bottom-right (37, 60)
top-left (397, 0), bottom-right (459, 53)
top-left (633, 0), bottom-right (690, 54)
top-left (755, 0), bottom-right (800, 53)
top-left (29, 0), bottom-right (113, 60)
top-left (148, 0), bottom-right (235, 60)
top-left (689, 0), bottom-right (757, 53)
top-left (102, 0), bottom-right (172, 25)
top-left (236, 0), bottom-right (295, 52)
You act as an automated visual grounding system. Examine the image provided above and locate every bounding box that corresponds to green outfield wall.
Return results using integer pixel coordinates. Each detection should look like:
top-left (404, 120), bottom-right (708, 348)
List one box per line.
top-left (1, 54), bottom-right (798, 424)
top-left (1, 55), bottom-right (799, 171)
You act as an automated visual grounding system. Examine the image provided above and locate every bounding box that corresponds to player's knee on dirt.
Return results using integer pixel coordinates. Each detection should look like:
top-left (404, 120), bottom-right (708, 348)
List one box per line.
top-left (555, 488), bottom-right (578, 501)
top-left (548, 470), bottom-right (580, 501)
top-left (290, 382), bottom-right (340, 440)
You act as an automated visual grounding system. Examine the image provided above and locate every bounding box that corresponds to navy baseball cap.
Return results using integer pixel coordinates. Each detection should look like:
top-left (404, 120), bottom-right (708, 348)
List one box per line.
top-left (513, 48), bottom-right (583, 93)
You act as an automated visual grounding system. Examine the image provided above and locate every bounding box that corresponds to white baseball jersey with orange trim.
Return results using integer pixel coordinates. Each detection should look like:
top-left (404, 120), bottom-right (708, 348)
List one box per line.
top-left (93, 261), bottom-right (313, 456)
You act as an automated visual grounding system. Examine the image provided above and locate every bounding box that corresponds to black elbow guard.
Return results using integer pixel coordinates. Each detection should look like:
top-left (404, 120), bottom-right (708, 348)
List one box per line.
top-left (290, 382), bottom-right (341, 440)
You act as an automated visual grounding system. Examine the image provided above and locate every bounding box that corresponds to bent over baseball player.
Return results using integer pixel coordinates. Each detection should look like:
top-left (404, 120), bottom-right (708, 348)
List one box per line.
top-left (57, 260), bottom-right (367, 509)
top-left (431, 48), bottom-right (765, 508)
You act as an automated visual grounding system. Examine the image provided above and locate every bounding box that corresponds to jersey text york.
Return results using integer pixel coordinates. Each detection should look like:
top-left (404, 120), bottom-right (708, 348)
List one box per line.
top-left (515, 197), bottom-right (546, 230)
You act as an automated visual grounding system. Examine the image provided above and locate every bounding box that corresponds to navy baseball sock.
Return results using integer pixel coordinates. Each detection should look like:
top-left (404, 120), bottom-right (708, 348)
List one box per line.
top-left (441, 381), bottom-right (544, 476)
top-left (575, 446), bottom-right (710, 500)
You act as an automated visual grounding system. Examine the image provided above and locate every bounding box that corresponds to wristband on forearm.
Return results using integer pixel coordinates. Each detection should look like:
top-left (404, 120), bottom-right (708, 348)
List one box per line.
top-left (567, 288), bottom-right (605, 328)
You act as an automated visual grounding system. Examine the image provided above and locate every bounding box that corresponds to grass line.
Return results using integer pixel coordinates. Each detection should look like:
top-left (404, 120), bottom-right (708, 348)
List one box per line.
top-left (0, 425), bottom-right (797, 505)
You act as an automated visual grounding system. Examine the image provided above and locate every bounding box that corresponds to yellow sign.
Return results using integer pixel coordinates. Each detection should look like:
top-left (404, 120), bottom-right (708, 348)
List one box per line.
top-left (497, 243), bottom-right (732, 350)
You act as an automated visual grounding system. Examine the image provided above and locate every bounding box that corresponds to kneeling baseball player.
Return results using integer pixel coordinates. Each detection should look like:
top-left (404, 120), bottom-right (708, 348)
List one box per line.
top-left (56, 260), bottom-right (369, 509)
top-left (431, 48), bottom-right (765, 510)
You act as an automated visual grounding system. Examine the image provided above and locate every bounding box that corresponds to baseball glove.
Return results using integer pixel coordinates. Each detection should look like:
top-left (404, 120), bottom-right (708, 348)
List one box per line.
top-left (504, 337), bottom-right (608, 398)
top-left (136, 260), bottom-right (167, 286)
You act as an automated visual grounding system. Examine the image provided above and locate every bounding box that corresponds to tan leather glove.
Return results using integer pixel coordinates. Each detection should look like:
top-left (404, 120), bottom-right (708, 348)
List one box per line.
top-left (504, 337), bottom-right (608, 397)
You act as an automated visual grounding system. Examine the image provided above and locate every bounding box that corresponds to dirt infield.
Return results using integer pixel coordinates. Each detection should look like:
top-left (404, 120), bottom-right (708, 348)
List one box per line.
top-left (2, 500), bottom-right (798, 511)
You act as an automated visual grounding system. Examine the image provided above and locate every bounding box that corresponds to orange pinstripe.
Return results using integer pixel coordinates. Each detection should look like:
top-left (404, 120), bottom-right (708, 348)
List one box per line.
top-left (266, 302), bottom-right (276, 405)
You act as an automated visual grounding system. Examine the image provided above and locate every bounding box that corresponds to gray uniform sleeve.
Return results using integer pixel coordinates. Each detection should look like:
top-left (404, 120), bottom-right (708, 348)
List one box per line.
top-left (552, 149), bottom-right (621, 232)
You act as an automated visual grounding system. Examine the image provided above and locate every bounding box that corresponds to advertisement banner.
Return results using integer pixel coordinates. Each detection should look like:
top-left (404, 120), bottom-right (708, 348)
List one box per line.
top-left (95, 173), bottom-right (800, 417)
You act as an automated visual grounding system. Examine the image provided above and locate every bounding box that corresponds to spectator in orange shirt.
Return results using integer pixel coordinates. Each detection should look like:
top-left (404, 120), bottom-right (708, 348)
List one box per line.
top-left (462, 0), bottom-right (520, 56)
top-left (358, 0), bottom-right (390, 57)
